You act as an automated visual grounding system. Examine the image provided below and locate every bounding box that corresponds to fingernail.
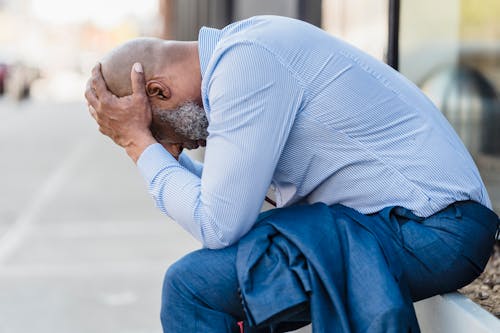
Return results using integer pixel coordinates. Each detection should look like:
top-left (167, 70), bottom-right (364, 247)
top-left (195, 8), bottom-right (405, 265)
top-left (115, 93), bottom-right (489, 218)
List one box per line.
top-left (133, 63), bottom-right (143, 73)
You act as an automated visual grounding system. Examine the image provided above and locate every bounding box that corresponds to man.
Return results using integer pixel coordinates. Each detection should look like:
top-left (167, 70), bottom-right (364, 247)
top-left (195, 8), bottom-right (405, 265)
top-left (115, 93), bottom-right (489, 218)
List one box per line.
top-left (85, 16), bottom-right (498, 332)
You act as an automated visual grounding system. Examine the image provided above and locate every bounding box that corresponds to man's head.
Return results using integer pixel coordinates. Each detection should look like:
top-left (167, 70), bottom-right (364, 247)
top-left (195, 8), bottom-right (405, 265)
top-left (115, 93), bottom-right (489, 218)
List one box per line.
top-left (100, 37), bottom-right (207, 150)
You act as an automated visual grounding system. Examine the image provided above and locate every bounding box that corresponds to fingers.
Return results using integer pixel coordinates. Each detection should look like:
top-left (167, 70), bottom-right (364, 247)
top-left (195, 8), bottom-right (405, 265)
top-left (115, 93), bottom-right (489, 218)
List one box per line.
top-left (98, 125), bottom-right (113, 136)
top-left (88, 104), bottom-right (111, 137)
top-left (88, 105), bottom-right (97, 120)
top-left (85, 79), bottom-right (99, 108)
top-left (130, 63), bottom-right (147, 97)
top-left (85, 62), bottom-right (153, 151)
top-left (91, 63), bottom-right (114, 103)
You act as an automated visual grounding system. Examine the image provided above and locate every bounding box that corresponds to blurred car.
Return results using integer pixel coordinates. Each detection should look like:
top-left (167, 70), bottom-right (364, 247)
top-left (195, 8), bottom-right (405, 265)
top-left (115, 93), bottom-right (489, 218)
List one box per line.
top-left (4, 63), bottom-right (40, 101)
top-left (420, 44), bottom-right (500, 156)
top-left (0, 63), bottom-right (7, 95)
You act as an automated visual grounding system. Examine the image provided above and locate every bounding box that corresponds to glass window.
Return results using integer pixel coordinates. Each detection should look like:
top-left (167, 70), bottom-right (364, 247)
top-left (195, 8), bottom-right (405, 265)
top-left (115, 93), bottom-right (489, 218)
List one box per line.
top-left (399, 0), bottom-right (500, 212)
top-left (322, 0), bottom-right (389, 61)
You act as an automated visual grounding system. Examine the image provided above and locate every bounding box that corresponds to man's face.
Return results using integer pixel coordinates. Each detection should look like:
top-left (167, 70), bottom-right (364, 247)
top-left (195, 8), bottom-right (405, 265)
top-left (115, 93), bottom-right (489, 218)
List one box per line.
top-left (150, 101), bottom-right (209, 150)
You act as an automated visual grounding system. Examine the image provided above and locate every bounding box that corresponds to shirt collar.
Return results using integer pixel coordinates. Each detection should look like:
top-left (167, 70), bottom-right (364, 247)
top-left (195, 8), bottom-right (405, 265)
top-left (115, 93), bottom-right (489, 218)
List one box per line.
top-left (198, 26), bottom-right (223, 79)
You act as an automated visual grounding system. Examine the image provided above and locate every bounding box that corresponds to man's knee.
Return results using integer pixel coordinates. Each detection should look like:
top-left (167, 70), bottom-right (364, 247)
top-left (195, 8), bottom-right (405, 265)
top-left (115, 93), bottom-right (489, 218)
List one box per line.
top-left (161, 251), bottom-right (206, 325)
top-left (163, 251), bottom-right (204, 298)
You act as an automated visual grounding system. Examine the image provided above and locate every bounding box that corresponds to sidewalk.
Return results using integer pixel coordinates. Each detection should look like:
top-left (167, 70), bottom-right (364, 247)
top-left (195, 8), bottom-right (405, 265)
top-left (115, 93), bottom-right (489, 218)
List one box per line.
top-left (0, 100), bottom-right (199, 332)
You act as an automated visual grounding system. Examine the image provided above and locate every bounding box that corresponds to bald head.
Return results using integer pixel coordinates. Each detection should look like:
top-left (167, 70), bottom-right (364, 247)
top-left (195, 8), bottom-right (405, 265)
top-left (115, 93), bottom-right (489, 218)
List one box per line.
top-left (95, 37), bottom-right (206, 150)
top-left (100, 37), bottom-right (184, 97)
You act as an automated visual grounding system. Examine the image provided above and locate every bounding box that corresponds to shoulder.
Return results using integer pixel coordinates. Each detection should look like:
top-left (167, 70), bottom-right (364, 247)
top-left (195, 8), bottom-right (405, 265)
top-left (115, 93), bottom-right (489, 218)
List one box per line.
top-left (220, 15), bottom-right (307, 41)
top-left (217, 16), bottom-right (316, 52)
top-left (203, 16), bottom-right (310, 84)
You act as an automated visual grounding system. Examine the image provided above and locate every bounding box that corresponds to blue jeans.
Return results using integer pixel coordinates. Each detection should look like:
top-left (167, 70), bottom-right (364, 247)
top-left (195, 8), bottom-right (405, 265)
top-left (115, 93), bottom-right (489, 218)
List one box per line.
top-left (160, 201), bottom-right (498, 332)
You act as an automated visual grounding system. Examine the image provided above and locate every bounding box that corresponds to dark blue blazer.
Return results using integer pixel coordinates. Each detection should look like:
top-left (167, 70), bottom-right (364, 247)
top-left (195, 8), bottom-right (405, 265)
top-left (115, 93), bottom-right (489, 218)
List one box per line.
top-left (236, 203), bottom-right (420, 333)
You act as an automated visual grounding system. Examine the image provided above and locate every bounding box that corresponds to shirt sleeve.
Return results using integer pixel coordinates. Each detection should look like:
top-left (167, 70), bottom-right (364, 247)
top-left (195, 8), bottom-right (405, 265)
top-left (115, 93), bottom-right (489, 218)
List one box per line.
top-left (137, 43), bottom-right (303, 249)
top-left (178, 151), bottom-right (203, 177)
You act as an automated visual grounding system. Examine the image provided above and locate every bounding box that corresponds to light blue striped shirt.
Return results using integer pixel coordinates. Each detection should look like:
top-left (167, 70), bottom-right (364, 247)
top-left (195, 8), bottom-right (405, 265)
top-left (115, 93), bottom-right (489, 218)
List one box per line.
top-left (138, 16), bottom-right (491, 249)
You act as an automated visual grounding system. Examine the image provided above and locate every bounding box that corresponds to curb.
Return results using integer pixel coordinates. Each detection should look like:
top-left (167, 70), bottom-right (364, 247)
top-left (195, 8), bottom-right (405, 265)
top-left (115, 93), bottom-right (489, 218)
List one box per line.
top-left (414, 292), bottom-right (500, 332)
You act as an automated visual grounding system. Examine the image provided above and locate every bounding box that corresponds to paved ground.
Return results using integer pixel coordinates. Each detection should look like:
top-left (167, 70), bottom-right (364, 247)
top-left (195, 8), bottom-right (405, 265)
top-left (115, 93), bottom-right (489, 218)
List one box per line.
top-left (0, 99), bottom-right (199, 333)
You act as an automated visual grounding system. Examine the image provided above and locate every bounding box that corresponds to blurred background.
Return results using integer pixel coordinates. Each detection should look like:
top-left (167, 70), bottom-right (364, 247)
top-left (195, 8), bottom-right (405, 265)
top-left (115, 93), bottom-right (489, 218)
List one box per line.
top-left (0, 0), bottom-right (498, 332)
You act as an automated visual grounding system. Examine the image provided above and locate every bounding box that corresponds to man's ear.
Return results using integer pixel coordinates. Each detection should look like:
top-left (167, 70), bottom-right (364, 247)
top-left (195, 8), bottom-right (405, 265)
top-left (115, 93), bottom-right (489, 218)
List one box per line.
top-left (146, 80), bottom-right (171, 100)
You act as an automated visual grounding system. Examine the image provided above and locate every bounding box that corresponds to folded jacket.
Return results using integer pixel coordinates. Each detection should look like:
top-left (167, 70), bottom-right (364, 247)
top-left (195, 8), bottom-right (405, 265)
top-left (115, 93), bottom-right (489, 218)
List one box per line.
top-left (236, 203), bottom-right (420, 333)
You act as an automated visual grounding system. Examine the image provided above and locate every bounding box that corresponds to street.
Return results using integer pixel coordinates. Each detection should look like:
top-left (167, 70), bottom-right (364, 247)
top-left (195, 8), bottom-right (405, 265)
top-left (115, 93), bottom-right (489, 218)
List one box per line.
top-left (0, 99), bottom-right (199, 333)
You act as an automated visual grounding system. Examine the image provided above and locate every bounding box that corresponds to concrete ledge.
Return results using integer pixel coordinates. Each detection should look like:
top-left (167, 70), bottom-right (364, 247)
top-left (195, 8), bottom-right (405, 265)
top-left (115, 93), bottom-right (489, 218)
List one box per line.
top-left (415, 292), bottom-right (500, 333)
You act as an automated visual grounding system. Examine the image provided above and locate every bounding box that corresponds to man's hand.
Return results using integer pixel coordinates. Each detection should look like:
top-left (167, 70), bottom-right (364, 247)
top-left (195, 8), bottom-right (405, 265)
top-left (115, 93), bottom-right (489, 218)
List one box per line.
top-left (85, 63), bottom-right (157, 162)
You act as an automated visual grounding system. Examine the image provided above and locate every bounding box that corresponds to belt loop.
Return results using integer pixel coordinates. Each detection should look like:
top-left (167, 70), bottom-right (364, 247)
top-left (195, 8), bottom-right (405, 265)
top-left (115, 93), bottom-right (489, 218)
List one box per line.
top-left (392, 206), bottom-right (424, 223)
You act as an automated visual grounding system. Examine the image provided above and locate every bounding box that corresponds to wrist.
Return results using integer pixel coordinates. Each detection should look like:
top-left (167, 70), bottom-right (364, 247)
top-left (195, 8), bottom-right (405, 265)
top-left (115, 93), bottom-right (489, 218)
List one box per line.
top-left (125, 134), bottom-right (158, 163)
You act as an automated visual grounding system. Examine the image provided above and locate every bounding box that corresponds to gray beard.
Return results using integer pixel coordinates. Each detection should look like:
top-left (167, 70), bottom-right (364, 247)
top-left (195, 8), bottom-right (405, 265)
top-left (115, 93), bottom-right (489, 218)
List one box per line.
top-left (155, 101), bottom-right (209, 141)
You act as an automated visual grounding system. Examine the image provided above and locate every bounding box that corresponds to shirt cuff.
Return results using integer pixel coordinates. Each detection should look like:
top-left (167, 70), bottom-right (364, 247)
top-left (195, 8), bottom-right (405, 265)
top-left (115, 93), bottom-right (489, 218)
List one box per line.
top-left (136, 143), bottom-right (178, 184)
top-left (178, 151), bottom-right (192, 167)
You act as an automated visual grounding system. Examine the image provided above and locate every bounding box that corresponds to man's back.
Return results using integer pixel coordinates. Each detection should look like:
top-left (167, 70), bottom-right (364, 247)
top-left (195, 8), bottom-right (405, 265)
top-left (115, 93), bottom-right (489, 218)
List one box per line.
top-left (200, 15), bottom-right (490, 218)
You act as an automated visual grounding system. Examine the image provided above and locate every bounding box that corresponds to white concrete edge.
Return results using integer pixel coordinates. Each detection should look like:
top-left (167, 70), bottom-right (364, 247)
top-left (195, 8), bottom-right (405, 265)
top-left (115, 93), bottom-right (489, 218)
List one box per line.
top-left (414, 292), bottom-right (500, 333)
